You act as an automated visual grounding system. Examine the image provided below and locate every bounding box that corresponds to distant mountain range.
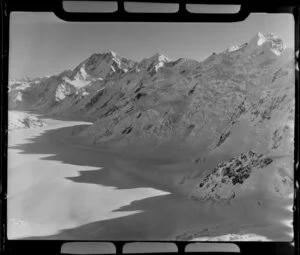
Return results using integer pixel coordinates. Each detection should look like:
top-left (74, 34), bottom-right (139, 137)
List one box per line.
top-left (9, 32), bottom-right (294, 201)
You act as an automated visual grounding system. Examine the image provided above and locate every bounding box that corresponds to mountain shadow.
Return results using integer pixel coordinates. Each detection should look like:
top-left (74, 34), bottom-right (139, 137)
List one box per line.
top-left (9, 124), bottom-right (292, 241)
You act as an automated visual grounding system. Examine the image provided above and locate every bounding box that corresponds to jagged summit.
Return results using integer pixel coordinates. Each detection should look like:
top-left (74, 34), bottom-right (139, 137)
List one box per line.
top-left (150, 53), bottom-right (171, 62)
top-left (108, 50), bottom-right (117, 57)
top-left (248, 32), bottom-right (286, 55)
top-left (137, 53), bottom-right (171, 74)
top-left (71, 51), bottom-right (137, 80)
top-left (9, 31), bottom-right (293, 115)
top-left (249, 32), bottom-right (278, 46)
top-left (88, 51), bottom-right (118, 58)
top-left (224, 32), bottom-right (286, 57)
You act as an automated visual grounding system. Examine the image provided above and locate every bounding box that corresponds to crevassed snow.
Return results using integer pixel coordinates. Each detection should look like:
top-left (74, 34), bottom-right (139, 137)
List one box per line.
top-left (8, 111), bottom-right (45, 130)
top-left (55, 85), bottom-right (67, 101)
top-left (55, 83), bottom-right (75, 101)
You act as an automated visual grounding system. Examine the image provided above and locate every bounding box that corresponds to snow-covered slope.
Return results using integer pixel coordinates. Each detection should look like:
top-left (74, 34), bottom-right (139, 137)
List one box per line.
top-left (8, 111), bottom-right (45, 130)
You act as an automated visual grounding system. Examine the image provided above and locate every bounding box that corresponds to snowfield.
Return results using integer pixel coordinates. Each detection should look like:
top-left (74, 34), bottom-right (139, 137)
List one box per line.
top-left (7, 116), bottom-right (293, 241)
top-left (8, 111), bottom-right (46, 130)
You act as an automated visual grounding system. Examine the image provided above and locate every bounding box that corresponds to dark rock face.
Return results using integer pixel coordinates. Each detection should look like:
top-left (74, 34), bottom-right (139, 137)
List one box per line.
top-left (216, 131), bottom-right (231, 147)
top-left (221, 151), bottom-right (272, 185)
top-left (122, 126), bottom-right (133, 135)
top-left (199, 151), bottom-right (272, 187)
top-left (194, 150), bottom-right (275, 201)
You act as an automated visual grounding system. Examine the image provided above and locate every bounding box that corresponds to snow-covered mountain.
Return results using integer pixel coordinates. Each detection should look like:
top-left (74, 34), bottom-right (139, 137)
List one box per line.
top-left (9, 51), bottom-right (137, 110)
top-left (70, 51), bottom-right (137, 83)
top-left (9, 32), bottom-right (294, 202)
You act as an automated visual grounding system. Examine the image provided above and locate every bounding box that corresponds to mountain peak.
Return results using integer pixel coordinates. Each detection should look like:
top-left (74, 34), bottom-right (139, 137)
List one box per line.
top-left (137, 53), bottom-right (171, 74)
top-left (86, 51), bottom-right (118, 61)
top-left (225, 32), bottom-right (284, 55)
top-left (256, 32), bottom-right (267, 46)
top-left (243, 32), bottom-right (285, 56)
top-left (104, 51), bottom-right (118, 58)
top-left (250, 32), bottom-right (282, 46)
top-left (70, 51), bottom-right (137, 80)
top-left (108, 51), bottom-right (117, 57)
top-left (151, 53), bottom-right (171, 62)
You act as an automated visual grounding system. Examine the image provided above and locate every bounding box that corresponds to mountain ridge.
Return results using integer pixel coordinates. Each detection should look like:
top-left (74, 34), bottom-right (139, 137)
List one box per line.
top-left (9, 32), bottom-right (294, 202)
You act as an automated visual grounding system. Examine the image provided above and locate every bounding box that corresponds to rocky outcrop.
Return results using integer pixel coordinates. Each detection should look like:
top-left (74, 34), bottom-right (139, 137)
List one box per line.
top-left (194, 151), bottom-right (273, 200)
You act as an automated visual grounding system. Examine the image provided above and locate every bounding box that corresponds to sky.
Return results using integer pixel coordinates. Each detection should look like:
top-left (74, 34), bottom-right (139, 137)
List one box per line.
top-left (10, 11), bottom-right (294, 79)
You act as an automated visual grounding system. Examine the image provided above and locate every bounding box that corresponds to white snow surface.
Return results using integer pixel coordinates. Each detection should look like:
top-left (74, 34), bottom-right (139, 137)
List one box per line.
top-left (63, 76), bottom-right (90, 89)
top-left (257, 32), bottom-right (267, 46)
top-left (8, 111), bottom-right (46, 130)
top-left (7, 117), bottom-right (293, 240)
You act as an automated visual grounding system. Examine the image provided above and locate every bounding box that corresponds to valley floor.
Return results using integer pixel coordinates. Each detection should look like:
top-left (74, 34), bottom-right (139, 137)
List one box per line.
top-left (7, 111), bottom-right (293, 241)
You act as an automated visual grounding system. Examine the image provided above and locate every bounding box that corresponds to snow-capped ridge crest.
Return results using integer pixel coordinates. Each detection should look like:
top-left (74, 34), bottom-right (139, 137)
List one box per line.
top-left (225, 32), bottom-right (286, 57)
top-left (70, 50), bottom-right (137, 80)
top-left (226, 44), bottom-right (246, 53)
top-left (150, 52), bottom-right (171, 62)
top-left (252, 32), bottom-right (280, 45)
top-left (249, 32), bottom-right (285, 52)
top-left (108, 51), bottom-right (117, 57)
top-left (137, 53), bottom-right (171, 74)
